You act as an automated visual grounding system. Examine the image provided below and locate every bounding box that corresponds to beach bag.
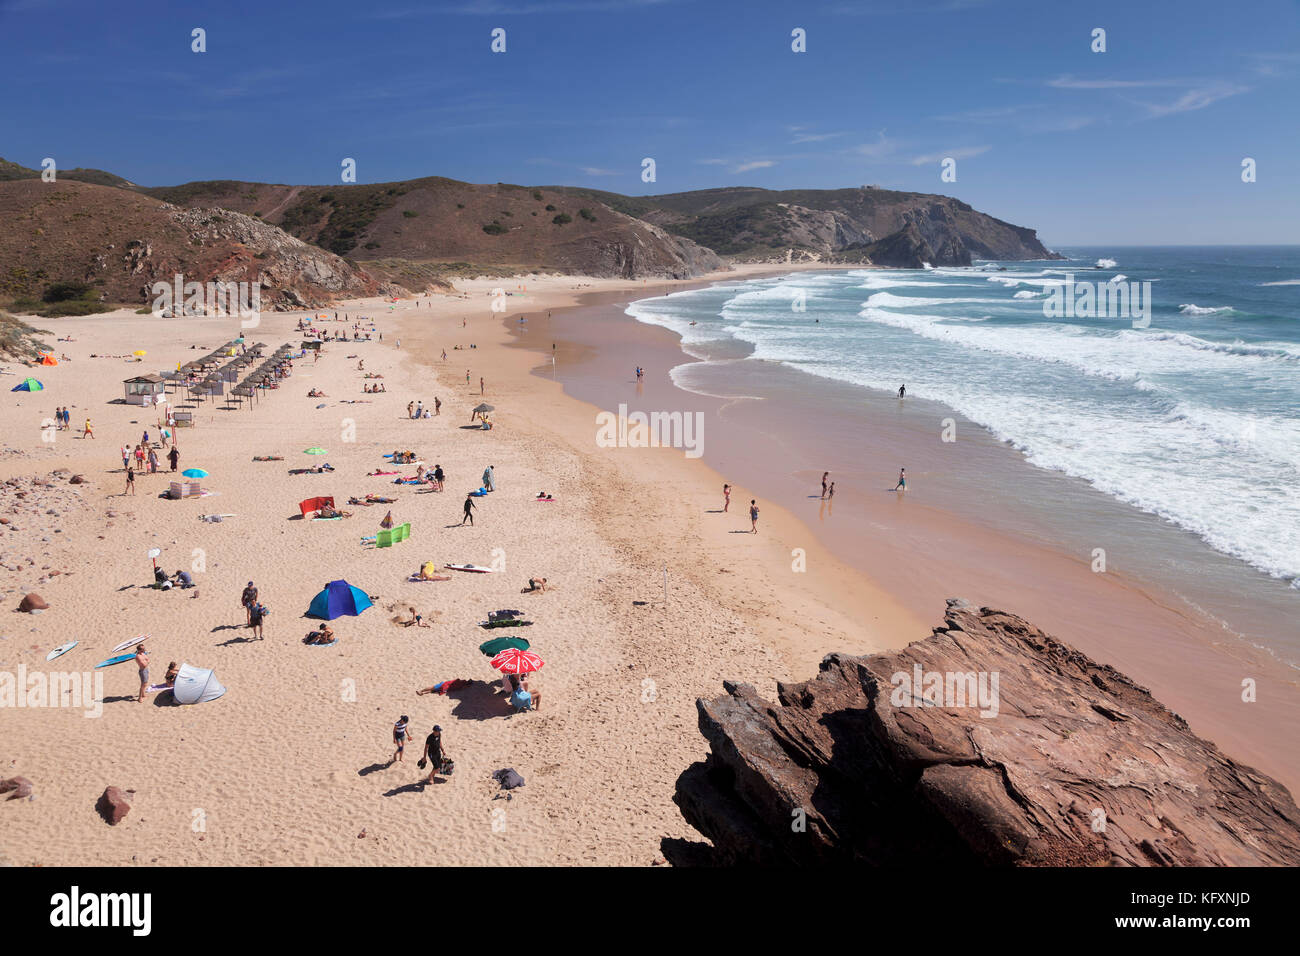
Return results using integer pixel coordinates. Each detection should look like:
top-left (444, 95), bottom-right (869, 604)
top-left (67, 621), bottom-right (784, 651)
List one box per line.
top-left (440, 758), bottom-right (454, 775)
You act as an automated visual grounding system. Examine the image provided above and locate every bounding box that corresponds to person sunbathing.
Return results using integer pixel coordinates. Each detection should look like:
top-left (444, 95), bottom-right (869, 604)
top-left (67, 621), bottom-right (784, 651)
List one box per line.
top-left (305, 624), bottom-right (335, 644)
top-left (366, 494), bottom-right (395, 503)
top-left (317, 503), bottom-right (351, 519)
top-left (253, 455), bottom-right (285, 461)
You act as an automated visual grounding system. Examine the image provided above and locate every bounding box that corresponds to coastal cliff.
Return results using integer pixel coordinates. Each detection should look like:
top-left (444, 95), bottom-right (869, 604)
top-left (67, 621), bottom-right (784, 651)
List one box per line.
top-left (667, 600), bottom-right (1300, 866)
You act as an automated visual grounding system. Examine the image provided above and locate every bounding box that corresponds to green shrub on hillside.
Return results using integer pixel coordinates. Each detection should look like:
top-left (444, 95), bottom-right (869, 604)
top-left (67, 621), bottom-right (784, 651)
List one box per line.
top-left (552, 213), bottom-right (572, 225)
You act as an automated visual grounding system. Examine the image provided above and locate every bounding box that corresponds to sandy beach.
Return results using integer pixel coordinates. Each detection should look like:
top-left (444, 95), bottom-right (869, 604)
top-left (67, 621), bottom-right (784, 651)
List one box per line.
top-left (0, 265), bottom-right (920, 867)
top-left (2, 261), bottom-right (1296, 868)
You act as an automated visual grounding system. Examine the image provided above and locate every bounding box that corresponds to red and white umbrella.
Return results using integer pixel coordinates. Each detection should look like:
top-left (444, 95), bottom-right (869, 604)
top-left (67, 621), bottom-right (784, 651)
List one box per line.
top-left (489, 648), bottom-right (544, 675)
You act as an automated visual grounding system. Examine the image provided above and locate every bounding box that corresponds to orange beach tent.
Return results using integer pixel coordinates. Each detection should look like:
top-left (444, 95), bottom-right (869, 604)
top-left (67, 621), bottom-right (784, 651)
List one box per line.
top-left (38, 353), bottom-right (58, 366)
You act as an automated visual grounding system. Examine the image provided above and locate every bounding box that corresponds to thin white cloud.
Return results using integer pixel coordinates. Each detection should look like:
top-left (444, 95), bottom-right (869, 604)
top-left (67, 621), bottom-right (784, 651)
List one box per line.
top-left (696, 158), bottom-right (729, 166)
top-left (790, 131), bottom-right (845, 144)
top-left (1048, 75), bottom-right (1184, 89)
top-left (853, 132), bottom-right (898, 158)
top-left (579, 166), bottom-right (618, 176)
top-left (909, 145), bottom-right (990, 165)
top-left (1136, 83), bottom-right (1250, 117)
top-left (732, 160), bottom-right (775, 173)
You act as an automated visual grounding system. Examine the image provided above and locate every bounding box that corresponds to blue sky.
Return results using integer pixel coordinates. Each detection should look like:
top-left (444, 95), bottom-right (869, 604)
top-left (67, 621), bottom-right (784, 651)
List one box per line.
top-left (1, 0), bottom-right (1297, 245)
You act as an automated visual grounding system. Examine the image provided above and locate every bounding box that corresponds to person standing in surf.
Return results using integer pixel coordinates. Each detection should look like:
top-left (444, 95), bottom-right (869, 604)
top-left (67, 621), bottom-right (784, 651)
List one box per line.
top-left (898, 384), bottom-right (906, 398)
top-left (894, 468), bottom-right (906, 492)
top-left (821, 472), bottom-right (830, 499)
top-left (723, 483), bottom-right (731, 513)
top-left (750, 500), bottom-right (760, 533)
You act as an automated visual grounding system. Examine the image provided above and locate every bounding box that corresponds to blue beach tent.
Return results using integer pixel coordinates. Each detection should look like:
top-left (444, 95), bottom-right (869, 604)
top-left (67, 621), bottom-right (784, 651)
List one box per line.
top-left (307, 580), bottom-right (372, 620)
top-left (11, 378), bottom-right (43, 392)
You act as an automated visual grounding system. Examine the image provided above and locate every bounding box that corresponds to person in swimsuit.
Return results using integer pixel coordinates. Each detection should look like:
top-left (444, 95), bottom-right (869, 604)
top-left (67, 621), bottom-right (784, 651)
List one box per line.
top-left (750, 500), bottom-right (760, 533)
top-left (895, 468), bottom-right (906, 491)
top-left (135, 644), bottom-right (150, 703)
top-left (821, 472), bottom-right (829, 499)
top-left (828, 482), bottom-right (835, 499)
top-left (124, 465), bottom-right (135, 496)
top-left (392, 715), bottom-right (411, 763)
top-left (723, 483), bottom-right (731, 512)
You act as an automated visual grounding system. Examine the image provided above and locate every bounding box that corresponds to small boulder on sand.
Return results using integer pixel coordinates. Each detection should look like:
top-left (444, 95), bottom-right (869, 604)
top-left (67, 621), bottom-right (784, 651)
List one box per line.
top-left (0, 777), bottom-right (33, 800)
top-left (96, 786), bottom-right (131, 825)
top-left (18, 592), bottom-right (48, 612)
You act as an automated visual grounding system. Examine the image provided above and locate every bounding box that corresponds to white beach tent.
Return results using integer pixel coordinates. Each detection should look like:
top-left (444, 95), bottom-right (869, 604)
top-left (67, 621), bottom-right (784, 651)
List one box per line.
top-left (172, 663), bottom-right (227, 704)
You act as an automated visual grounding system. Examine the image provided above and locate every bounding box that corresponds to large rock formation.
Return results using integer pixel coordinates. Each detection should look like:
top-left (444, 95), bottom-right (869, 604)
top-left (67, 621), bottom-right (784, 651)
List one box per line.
top-left (668, 600), bottom-right (1300, 866)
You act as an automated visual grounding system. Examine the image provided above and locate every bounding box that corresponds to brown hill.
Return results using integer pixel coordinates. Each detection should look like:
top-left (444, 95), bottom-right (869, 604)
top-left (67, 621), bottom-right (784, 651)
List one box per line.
top-left (0, 179), bottom-right (384, 311)
top-left (551, 185), bottom-right (1060, 267)
top-left (144, 178), bottom-right (724, 279)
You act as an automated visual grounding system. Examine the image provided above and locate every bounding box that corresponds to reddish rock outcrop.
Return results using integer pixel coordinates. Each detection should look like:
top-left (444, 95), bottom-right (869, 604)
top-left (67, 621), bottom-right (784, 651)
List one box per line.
top-left (668, 600), bottom-right (1300, 866)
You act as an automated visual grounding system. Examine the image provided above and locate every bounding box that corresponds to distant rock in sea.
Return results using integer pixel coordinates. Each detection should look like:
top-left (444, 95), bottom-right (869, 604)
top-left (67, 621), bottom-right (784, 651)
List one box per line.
top-left (667, 600), bottom-right (1300, 866)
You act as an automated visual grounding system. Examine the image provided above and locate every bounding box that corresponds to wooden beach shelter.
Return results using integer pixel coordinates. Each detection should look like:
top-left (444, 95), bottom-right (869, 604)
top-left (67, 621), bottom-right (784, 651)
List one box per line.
top-left (123, 373), bottom-right (166, 406)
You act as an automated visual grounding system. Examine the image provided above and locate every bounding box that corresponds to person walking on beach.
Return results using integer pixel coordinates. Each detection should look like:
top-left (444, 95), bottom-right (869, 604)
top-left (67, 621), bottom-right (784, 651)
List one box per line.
top-left (461, 494), bottom-right (477, 526)
top-left (466, 370), bottom-right (471, 385)
top-left (168, 446), bottom-right (180, 472)
top-left (124, 465), bottom-right (135, 496)
top-left (723, 483), bottom-right (731, 513)
top-left (241, 581), bottom-right (258, 625)
top-left (392, 715), bottom-right (411, 764)
top-left (480, 376), bottom-right (485, 395)
top-left (434, 396), bottom-right (441, 416)
top-left (82, 418), bottom-right (94, 439)
top-left (894, 468), bottom-right (906, 492)
top-left (248, 601), bottom-right (266, 640)
top-left (482, 465), bottom-right (495, 493)
top-left (63, 407), bottom-right (71, 430)
top-left (135, 643), bottom-right (150, 703)
top-left (121, 444), bottom-right (130, 471)
top-left (433, 464), bottom-right (445, 491)
top-left (441, 349), bottom-right (447, 361)
top-left (407, 401), bottom-right (414, 419)
top-left (821, 472), bottom-right (829, 499)
top-left (147, 446), bottom-right (159, 474)
top-left (749, 500), bottom-right (760, 533)
top-left (421, 725), bottom-right (449, 785)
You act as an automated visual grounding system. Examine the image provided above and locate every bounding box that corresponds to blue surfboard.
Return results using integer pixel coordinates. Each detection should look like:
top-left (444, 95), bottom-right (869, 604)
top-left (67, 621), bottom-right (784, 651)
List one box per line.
top-left (94, 653), bottom-right (137, 669)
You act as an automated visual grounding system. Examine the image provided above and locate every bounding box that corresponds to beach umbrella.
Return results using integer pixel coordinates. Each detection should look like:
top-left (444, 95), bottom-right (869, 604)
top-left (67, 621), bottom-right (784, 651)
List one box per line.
top-left (479, 636), bottom-right (531, 657)
top-left (181, 468), bottom-right (208, 478)
top-left (303, 447), bottom-right (327, 456)
top-left (307, 580), bottom-right (372, 620)
top-left (489, 648), bottom-right (544, 675)
top-left (472, 403), bottom-right (495, 414)
top-left (11, 378), bottom-right (43, 392)
top-left (134, 350), bottom-right (147, 357)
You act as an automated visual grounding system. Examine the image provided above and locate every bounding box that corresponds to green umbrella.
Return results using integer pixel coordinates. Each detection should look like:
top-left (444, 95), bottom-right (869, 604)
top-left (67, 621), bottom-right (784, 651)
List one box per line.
top-left (303, 447), bottom-right (327, 455)
top-left (478, 636), bottom-right (530, 657)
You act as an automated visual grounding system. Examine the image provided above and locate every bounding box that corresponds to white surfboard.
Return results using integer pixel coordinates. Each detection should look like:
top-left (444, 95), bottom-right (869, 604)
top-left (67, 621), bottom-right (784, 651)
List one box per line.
top-left (444, 564), bottom-right (496, 573)
top-left (110, 634), bottom-right (149, 654)
top-left (46, 640), bottom-right (78, 662)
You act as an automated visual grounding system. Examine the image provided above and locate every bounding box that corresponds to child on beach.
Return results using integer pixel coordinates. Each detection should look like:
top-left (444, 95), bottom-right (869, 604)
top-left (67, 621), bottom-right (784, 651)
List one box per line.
top-left (392, 715), bottom-right (411, 763)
